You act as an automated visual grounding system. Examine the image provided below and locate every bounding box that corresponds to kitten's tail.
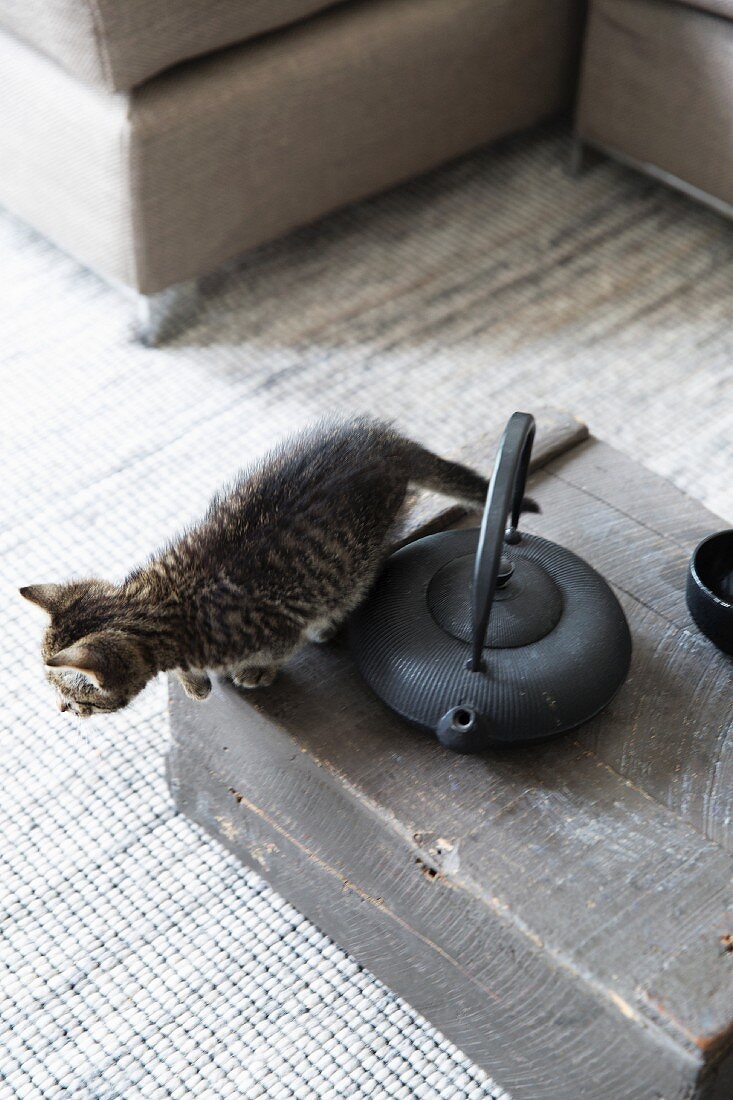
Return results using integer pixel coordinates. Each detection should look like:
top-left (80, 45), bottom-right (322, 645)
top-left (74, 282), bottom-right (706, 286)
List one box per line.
top-left (400, 440), bottom-right (539, 514)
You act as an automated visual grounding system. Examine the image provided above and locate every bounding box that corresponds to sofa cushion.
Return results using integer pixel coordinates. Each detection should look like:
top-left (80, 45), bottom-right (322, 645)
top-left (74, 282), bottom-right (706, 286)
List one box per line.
top-left (673, 0), bottom-right (733, 19)
top-left (0, 0), bottom-right (350, 92)
top-left (578, 0), bottom-right (733, 209)
top-left (0, 0), bottom-right (583, 293)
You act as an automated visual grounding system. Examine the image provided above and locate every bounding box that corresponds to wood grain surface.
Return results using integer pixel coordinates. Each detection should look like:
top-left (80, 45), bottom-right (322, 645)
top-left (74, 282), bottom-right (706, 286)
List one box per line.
top-left (167, 426), bottom-right (733, 1100)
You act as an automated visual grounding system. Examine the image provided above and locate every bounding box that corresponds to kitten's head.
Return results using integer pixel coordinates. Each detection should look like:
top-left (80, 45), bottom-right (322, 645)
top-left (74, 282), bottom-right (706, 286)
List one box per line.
top-left (19, 581), bottom-right (153, 717)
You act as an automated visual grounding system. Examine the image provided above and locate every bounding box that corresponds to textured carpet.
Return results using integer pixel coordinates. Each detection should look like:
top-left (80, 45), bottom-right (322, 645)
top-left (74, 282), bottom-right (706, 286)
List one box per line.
top-left (1, 124), bottom-right (732, 1100)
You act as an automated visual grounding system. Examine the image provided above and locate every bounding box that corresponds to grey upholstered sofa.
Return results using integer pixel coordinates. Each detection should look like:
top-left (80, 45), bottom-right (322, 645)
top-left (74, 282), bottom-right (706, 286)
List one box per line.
top-left (0, 0), bottom-right (583, 339)
top-left (10, 0), bottom-right (728, 344)
top-left (576, 0), bottom-right (733, 219)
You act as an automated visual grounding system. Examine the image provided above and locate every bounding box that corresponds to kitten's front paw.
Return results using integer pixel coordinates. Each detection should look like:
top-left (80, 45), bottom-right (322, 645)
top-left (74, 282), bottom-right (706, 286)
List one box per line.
top-left (177, 669), bottom-right (212, 700)
top-left (231, 664), bottom-right (278, 690)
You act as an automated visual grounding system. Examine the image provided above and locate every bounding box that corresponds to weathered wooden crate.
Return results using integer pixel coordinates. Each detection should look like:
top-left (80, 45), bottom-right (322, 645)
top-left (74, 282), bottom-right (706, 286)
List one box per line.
top-left (167, 413), bottom-right (733, 1100)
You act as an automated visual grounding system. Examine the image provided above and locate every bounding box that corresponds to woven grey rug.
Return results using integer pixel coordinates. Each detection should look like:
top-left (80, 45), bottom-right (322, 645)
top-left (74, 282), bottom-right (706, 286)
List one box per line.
top-left (1, 125), bottom-right (731, 1100)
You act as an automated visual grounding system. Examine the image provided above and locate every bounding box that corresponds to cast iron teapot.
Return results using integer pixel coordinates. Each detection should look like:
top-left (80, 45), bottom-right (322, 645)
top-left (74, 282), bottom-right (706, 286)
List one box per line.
top-left (349, 412), bottom-right (632, 752)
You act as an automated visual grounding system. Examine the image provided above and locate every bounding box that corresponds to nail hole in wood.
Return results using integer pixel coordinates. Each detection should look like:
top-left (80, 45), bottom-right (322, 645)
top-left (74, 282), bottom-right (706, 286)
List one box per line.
top-left (415, 857), bottom-right (438, 880)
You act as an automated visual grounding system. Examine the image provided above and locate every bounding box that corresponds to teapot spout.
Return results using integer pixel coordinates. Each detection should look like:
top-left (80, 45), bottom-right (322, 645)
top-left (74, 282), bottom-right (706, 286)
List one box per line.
top-left (436, 706), bottom-right (483, 753)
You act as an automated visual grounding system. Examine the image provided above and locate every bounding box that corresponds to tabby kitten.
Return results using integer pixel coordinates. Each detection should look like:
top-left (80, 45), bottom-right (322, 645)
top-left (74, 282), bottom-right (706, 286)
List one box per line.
top-left (21, 417), bottom-right (500, 717)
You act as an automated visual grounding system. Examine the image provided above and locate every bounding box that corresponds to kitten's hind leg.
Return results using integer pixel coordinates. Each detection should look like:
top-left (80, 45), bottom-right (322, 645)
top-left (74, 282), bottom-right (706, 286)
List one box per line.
top-left (176, 668), bottom-right (212, 700)
top-left (230, 662), bottom-right (279, 689)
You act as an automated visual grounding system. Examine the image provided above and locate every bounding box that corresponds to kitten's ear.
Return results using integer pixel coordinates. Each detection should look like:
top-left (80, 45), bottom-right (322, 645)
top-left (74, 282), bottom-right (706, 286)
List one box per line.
top-left (19, 584), bottom-right (66, 614)
top-left (46, 643), bottom-right (105, 689)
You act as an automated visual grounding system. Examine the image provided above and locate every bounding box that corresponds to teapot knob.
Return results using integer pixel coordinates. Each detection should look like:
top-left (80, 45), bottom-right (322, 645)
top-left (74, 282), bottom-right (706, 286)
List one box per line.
top-left (497, 558), bottom-right (514, 588)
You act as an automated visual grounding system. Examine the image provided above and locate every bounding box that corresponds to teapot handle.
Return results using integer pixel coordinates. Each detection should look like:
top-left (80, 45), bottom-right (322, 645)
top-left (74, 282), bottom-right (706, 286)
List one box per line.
top-left (469, 412), bottom-right (536, 671)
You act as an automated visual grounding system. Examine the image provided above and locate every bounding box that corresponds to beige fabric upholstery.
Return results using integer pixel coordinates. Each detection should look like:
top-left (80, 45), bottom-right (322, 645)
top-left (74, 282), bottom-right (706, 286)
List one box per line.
top-left (0, 0), bottom-right (348, 92)
top-left (0, 0), bottom-right (583, 294)
top-left (577, 0), bottom-right (733, 210)
top-left (674, 0), bottom-right (733, 20)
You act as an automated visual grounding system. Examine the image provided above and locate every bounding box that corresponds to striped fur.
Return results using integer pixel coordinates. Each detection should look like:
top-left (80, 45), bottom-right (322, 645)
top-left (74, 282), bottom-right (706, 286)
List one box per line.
top-left (21, 417), bottom-right (492, 716)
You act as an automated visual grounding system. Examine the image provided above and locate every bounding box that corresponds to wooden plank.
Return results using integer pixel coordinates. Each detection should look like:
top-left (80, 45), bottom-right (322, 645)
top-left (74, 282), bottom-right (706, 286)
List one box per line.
top-left (578, 597), bottom-right (733, 851)
top-left (522, 439), bottom-right (723, 630)
top-left (168, 678), bottom-right (702, 1100)
top-left (543, 440), bottom-right (727, 548)
top-left (170, 626), bottom-right (733, 1043)
top-left (167, 433), bottom-right (733, 1099)
top-left (520, 441), bottom-right (733, 851)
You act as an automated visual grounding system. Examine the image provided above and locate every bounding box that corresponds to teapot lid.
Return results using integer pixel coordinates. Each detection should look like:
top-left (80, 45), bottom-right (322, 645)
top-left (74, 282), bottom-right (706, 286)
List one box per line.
top-left (349, 413), bottom-right (632, 752)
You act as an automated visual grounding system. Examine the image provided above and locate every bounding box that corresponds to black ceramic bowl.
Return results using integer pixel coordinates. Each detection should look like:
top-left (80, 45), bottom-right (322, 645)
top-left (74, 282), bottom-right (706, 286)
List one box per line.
top-left (686, 530), bottom-right (733, 655)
